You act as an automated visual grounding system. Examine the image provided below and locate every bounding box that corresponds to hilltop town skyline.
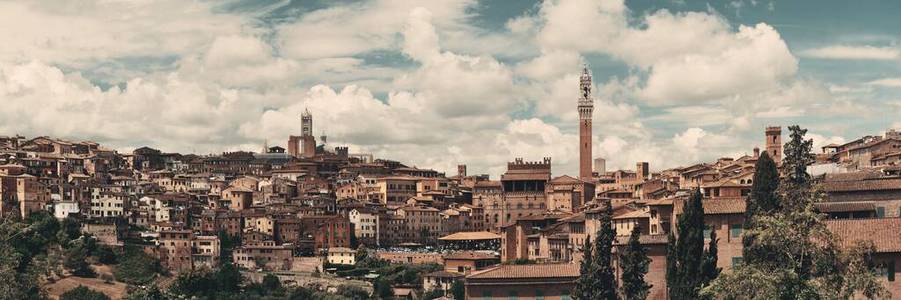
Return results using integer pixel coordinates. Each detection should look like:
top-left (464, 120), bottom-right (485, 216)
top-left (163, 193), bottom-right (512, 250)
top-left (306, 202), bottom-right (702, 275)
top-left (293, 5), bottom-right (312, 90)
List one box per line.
top-left (4, 1), bottom-right (901, 299)
top-left (3, 0), bottom-right (900, 178)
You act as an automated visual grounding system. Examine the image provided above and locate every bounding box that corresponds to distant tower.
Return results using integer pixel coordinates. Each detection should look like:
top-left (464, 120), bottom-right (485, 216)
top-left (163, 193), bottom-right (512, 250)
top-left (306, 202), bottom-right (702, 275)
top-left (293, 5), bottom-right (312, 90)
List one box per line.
top-left (578, 65), bottom-right (594, 181)
top-left (766, 126), bottom-right (782, 164)
top-left (302, 108), bottom-right (313, 137)
top-left (457, 164), bottom-right (467, 177)
top-left (593, 157), bottom-right (606, 175)
top-left (298, 108), bottom-right (316, 158)
top-left (636, 162), bottom-right (649, 181)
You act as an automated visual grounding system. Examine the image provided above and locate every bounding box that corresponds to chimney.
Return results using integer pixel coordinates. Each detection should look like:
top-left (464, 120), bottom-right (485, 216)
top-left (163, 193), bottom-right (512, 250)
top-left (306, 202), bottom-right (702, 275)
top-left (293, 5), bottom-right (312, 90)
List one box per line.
top-left (753, 147), bottom-right (760, 158)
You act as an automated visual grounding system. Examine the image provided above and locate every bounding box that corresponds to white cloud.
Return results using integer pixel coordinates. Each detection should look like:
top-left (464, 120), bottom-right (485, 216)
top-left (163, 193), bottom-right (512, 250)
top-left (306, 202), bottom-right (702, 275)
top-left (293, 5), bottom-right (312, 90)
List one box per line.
top-left (802, 45), bottom-right (901, 60)
top-left (0, 1), bottom-right (247, 66)
top-left (0, 0), bottom-right (891, 180)
top-left (276, 1), bottom-right (478, 60)
top-left (532, 0), bottom-right (798, 106)
top-left (867, 78), bottom-right (901, 88)
top-left (807, 133), bottom-right (846, 152)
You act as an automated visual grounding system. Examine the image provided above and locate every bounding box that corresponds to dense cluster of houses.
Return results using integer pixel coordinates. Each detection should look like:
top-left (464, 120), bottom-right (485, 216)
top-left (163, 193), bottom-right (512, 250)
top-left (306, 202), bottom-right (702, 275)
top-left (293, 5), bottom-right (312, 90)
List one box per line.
top-left (4, 119), bottom-right (901, 299)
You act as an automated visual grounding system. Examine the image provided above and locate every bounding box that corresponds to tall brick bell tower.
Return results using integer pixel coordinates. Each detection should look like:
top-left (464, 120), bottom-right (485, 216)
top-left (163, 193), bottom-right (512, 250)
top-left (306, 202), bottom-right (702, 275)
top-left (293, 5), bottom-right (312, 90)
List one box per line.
top-left (578, 65), bottom-right (594, 181)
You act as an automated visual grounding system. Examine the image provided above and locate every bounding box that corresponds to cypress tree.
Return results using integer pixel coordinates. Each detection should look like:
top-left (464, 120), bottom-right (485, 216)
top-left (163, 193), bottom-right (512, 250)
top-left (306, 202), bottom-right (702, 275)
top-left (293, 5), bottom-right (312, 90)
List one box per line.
top-left (592, 202), bottom-right (618, 300)
top-left (701, 228), bottom-right (720, 288)
top-left (704, 126), bottom-right (890, 299)
top-left (574, 236), bottom-right (594, 300)
top-left (782, 125), bottom-right (814, 188)
top-left (666, 189), bottom-right (707, 299)
top-left (621, 226), bottom-right (651, 300)
top-left (742, 151), bottom-right (780, 263)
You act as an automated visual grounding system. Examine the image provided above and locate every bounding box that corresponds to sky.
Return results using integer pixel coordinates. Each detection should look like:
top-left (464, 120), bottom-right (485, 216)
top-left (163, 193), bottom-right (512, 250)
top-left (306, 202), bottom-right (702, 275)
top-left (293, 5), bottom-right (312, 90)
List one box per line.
top-left (1, 0), bottom-right (899, 177)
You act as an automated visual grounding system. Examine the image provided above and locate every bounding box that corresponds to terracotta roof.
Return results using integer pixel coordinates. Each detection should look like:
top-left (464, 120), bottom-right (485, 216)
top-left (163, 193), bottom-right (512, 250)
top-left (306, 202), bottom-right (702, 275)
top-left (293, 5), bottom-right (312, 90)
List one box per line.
top-left (821, 178), bottom-right (901, 192)
top-left (814, 202), bottom-right (876, 213)
top-left (824, 170), bottom-right (883, 182)
top-left (612, 210), bottom-right (649, 220)
top-left (473, 181), bottom-right (502, 188)
top-left (549, 175), bottom-right (582, 184)
top-left (438, 231), bottom-right (500, 241)
top-left (467, 263), bottom-right (579, 280)
top-left (702, 198), bottom-right (746, 214)
top-left (647, 198), bottom-right (674, 206)
top-left (424, 271), bottom-right (465, 278)
top-left (826, 218), bottom-right (901, 253)
top-left (614, 234), bottom-right (669, 246)
top-left (224, 186), bottom-right (254, 193)
top-left (328, 247), bottom-right (354, 253)
top-left (675, 197), bottom-right (746, 215)
top-left (443, 251), bottom-right (499, 260)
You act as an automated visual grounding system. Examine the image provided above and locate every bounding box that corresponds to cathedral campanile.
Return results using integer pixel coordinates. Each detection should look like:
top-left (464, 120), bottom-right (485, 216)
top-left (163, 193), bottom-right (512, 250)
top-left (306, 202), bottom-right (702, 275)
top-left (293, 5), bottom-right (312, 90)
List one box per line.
top-left (578, 65), bottom-right (594, 181)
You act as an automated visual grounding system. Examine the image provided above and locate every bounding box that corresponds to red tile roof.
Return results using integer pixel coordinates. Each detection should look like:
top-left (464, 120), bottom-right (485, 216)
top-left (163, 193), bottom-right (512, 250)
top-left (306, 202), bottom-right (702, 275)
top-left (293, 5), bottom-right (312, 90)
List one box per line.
top-left (466, 263), bottom-right (579, 280)
top-left (438, 231), bottom-right (500, 241)
top-left (821, 178), bottom-right (901, 192)
top-left (826, 218), bottom-right (901, 253)
top-left (675, 197), bottom-right (746, 215)
top-left (442, 251), bottom-right (498, 260)
top-left (614, 234), bottom-right (669, 246)
top-left (814, 202), bottom-right (876, 213)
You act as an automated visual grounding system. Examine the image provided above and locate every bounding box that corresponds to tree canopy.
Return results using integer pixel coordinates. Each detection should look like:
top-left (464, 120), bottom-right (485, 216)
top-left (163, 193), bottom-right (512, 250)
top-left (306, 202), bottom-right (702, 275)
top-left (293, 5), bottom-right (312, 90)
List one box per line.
top-left (621, 226), bottom-right (651, 300)
top-left (704, 125), bottom-right (890, 299)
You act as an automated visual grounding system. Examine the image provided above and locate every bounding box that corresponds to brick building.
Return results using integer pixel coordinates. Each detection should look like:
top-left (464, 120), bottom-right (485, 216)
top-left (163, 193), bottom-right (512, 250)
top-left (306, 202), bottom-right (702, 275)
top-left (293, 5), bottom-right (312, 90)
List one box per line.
top-left (465, 263), bottom-right (579, 300)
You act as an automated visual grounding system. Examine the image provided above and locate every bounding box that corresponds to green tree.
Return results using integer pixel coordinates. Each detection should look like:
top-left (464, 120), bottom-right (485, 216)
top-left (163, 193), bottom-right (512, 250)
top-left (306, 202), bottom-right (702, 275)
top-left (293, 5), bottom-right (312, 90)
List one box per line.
top-left (95, 245), bottom-right (118, 265)
top-left (216, 262), bottom-right (243, 293)
top-left (782, 125), bottom-right (815, 189)
top-left (217, 230), bottom-right (240, 262)
top-left (704, 125), bottom-right (890, 299)
top-left (114, 246), bottom-right (163, 285)
top-left (0, 243), bottom-right (26, 299)
top-left (423, 288), bottom-right (445, 300)
top-left (124, 285), bottom-right (167, 300)
top-left (743, 151), bottom-right (781, 264)
top-left (337, 284), bottom-right (370, 299)
top-left (621, 226), bottom-right (651, 300)
top-left (573, 236), bottom-right (595, 299)
top-left (65, 240), bottom-right (96, 277)
top-left (586, 202), bottom-right (618, 300)
top-left (373, 277), bottom-right (394, 299)
top-left (61, 285), bottom-right (111, 300)
top-left (700, 227), bottom-right (720, 288)
top-left (170, 269), bottom-right (218, 298)
top-left (450, 279), bottom-right (465, 300)
top-left (666, 189), bottom-right (708, 299)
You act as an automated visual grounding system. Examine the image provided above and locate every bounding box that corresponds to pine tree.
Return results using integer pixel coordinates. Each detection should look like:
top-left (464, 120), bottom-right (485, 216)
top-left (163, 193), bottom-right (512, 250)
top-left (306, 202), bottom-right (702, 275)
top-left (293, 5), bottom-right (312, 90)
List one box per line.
top-left (592, 202), bottom-right (618, 300)
top-left (573, 236), bottom-right (594, 300)
top-left (742, 151), bottom-right (780, 263)
top-left (666, 189), bottom-right (707, 299)
top-left (621, 226), bottom-right (651, 300)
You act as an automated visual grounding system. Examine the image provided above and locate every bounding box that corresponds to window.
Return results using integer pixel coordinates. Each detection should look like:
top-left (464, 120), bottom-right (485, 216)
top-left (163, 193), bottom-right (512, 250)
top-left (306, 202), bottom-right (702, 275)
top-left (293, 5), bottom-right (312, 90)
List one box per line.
top-left (482, 291), bottom-right (492, 300)
top-left (508, 290), bottom-right (518, 300)
top-left (703, 225), bottom-right (712, 240)
top-left (561, 290), bottom-right (571, 300)
top-left (730, 224), bottom-right (742, 238)
top-left (535, 290), bottom-right (545, 300)
top-left (877, 207), bottom-right (886, 218)
top-left (890, 262), bottom-right (896, 282)
top-left (731, 257), bottom-right (744, 267)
